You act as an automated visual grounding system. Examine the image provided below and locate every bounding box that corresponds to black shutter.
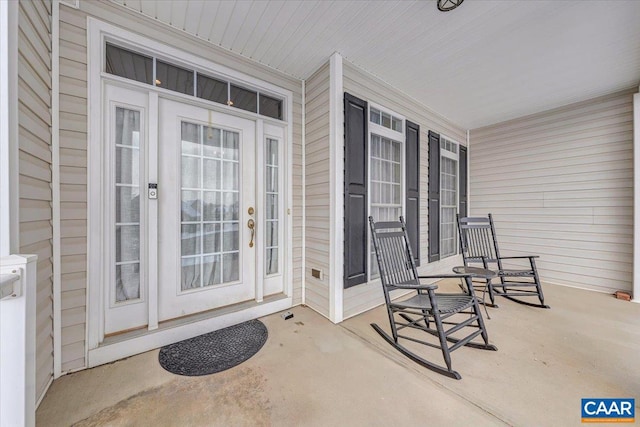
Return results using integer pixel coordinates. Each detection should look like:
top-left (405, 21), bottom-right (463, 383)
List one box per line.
top-left (459, 145), bottom-right (468, 217)
top-left (428, 130), bottom-right (440, 263)
top-left (344, 93), bottom-right (368, 288)
top-left (405, 120), bottom-right (420, 266)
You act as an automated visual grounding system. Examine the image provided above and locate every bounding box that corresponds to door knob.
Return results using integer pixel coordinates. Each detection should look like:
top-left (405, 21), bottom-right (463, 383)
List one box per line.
top-left (247, 218), bottom-right (255, 248)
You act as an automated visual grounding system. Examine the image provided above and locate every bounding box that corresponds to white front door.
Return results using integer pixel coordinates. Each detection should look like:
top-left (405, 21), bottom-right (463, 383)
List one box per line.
top-left (103, 84), bottom-right (288, 335)
top-left (157, 99), bottom-right (256, 321)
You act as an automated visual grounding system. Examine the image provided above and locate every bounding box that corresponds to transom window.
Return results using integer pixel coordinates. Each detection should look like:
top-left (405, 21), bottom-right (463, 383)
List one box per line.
top-left (440, 135), bottom-right (459, 259)
top-left (368, 104), bottom-right (405, 278)
top-left (105, 43), bottom-right (284, 120)
top-left (370, 107), bottom-right (403, 132)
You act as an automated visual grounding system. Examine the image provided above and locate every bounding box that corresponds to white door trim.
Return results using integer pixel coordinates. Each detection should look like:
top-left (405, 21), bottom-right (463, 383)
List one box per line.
top-left (86, 18), bottom-right (294, 363)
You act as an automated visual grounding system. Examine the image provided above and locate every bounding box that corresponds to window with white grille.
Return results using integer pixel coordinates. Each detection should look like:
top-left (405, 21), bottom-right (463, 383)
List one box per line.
top-left (440, 136), bottom-right (459, 259)
top-left (368, 105), bottom-right (405, 278)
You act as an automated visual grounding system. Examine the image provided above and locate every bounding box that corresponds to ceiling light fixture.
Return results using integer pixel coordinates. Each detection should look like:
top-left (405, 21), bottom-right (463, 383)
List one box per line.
top-left (437, 0), bottom-right (464, 12)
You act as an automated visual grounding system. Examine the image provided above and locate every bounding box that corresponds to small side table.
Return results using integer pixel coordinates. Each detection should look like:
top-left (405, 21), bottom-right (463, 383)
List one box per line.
top-left (452, 266), bottom-right (497, 319)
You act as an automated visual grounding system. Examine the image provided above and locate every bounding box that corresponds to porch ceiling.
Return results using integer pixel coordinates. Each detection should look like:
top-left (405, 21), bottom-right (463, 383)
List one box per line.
top-left (112, 0), bottom-right (640, 129)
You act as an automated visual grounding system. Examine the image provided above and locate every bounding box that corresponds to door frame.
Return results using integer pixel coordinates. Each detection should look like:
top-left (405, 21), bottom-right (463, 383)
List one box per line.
top-left (86, 19), bottom-right (294, 366)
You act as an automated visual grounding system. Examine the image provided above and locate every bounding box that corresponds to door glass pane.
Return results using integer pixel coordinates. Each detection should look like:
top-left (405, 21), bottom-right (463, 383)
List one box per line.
top-left (181, 191), bottom-right (201, 222)
top-left (203, 191), bottom-right (221, 221)
top-left (114, 107), bottom-right (141, 302)
top-left (116, 187), bottom-right (140, 223)
top-left (115, 148), bottom-right (140, 185)
top-left (202, 255), bottom-right (222, 286)
top-left (116, 264), bottom-right (140, 302)
top-left (223, 130), bottom-right (239, 160)
top-left (265, 138), bottom-right (279, 275)
top-left (203, 127), bottom-right (222, 158)
top-left (181, 122), bottom-right (200, 155)
top-left (222, 252), bottom-right (239, 282)
top-left (116, 225), bottom-right (140, 262)
top-left (181, 257), bottom-right (201, 291)
top-left (181, 121), bottom-right (241, 290)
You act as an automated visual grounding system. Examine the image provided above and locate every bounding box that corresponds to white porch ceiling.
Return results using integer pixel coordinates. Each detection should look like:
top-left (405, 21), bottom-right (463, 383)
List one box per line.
top-left (112, 0), bottom-right (640, 129)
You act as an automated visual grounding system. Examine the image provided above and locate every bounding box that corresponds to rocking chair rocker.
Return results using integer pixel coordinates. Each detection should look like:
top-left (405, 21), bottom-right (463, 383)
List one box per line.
top-left (369, 216), bottom-right (497, 380)
top-left (457, 214), bottom-right (550, 309)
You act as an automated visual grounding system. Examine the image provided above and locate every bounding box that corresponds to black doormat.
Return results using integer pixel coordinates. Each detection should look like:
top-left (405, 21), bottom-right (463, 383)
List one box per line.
top-left (158, 319), bottom-right (268, 376)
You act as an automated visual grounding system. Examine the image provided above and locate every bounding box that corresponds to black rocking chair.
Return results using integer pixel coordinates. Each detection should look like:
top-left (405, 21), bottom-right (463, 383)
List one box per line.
top-left (457, 214), bottom-right (550, 309)
top-left (369, 216), bottom-right (497, 380)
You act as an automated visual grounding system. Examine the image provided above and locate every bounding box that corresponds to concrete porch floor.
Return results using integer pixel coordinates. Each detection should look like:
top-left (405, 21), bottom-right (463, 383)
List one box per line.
top-left (37, 283), bottom-right (640, 426)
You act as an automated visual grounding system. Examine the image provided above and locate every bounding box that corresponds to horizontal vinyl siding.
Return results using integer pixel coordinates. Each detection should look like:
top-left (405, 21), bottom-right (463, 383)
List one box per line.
top-left (469, 89), bottom-right (634, 293)
top-left (57, 1), bottom-right (304, 371)
top-left (292, 96), bottom-right (304, 305)
top-left (59, 5), bottom-right (87, 372)
top-left (18, 0), bottom-right (53, 402)
top-left (303, 62), bottom-right (331, 318)
top-left (342, 61), bottom-right (466, 319)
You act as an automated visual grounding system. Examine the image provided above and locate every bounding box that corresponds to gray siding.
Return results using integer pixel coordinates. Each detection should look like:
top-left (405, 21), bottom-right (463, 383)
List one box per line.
top-left (342, 61), bottom-right (467, 319)
top-left (469, 90), bottom-right (634, 293)
top-left (58, 1), bottom-right (304, 371)
top-left (18, 0), bottom-right (53, 401)
top-left (304, 62), bottom-right (331, 318)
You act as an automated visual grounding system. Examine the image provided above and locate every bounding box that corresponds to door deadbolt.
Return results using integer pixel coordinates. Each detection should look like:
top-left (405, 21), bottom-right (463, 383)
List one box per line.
top-left (248, 207), bottom-right (255, 215)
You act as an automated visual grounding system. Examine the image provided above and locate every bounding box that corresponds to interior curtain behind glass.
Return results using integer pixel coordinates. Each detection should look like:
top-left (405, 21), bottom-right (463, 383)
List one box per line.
top-left (115, 108), bottom-right (141, 302)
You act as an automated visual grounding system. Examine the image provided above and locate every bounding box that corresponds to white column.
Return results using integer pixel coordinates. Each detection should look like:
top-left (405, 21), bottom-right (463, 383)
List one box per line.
top-left (633, 88), bottom-right (640, 303)
top-left (0, 254), bottom-right (38, 427)
top-left (0, 0), bottom-right (19, 257)
top-left (329, 53), bottom-right (344, 323)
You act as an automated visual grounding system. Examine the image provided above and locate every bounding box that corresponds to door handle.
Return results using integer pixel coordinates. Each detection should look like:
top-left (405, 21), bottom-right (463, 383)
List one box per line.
top-left (247, 219), bottom-right (255, 248)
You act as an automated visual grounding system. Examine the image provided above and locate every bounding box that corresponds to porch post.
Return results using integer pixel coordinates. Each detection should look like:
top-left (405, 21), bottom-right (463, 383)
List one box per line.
top-left (0, 0), bottom-right (19, 257)
top-left (633, 87), bottom-right (640, 303)
top-left (329, 52), bottom-right (344, 322)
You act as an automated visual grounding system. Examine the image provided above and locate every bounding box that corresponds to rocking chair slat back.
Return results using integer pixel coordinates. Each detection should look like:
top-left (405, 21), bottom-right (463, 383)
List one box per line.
top-left (370, 220), bottom-right (418, 291)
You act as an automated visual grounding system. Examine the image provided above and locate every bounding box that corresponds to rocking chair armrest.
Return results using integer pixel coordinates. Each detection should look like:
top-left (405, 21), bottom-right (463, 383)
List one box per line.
top-left (499, 255), bottom-right (539, 260)
top-left (418, 274), bottom-right (473, 280)
top-left (393, 282), bottom-right (439, 291)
